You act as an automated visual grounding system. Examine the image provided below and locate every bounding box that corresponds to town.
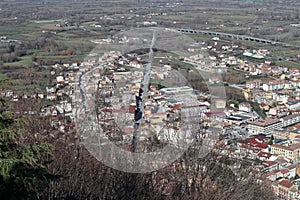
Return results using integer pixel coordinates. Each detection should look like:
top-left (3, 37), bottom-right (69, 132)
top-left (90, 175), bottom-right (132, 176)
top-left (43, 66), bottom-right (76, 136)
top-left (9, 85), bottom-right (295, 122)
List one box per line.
top-left (1, 0), bottom-right (300, 199)
top-left (2, 26), bottom-right (300, 199)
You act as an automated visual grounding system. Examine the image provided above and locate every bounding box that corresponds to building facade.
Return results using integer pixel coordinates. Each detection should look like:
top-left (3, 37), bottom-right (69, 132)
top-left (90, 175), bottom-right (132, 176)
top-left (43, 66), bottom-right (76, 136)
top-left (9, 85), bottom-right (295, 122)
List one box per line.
top-left (248, 118), bottom-right (282, 135)
top-left (271, 143), bottom-right (300, 161)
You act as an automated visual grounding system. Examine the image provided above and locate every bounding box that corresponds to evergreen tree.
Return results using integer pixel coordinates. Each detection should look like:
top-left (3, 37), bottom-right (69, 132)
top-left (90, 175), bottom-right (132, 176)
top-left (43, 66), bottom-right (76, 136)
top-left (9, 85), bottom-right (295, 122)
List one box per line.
top-left (0, 98), bottom-right (51, 199)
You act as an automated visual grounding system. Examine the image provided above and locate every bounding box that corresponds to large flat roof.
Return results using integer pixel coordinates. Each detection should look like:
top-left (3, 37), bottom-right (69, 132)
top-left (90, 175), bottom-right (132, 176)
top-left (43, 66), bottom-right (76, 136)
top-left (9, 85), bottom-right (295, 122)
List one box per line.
top-left (248, 118), bottom-right (280, 127)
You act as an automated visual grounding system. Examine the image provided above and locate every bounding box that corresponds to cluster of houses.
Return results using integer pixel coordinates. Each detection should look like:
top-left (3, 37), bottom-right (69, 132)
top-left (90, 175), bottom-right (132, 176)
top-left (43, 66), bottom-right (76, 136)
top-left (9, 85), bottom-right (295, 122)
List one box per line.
top-left (183, 36), bottom-right (300, 199)
top-left (242, 66), bottom-right (300, 120)
top-left (0, 63), bottom-right (79, 131)
top-left (81, 50), bottom-right (218, 146)
top-left (183, 38), bottom-right (274, 76)
top-left (2, 30), bottom-right (300, 199)
top-left (221, 101), bottom-right (300, 200)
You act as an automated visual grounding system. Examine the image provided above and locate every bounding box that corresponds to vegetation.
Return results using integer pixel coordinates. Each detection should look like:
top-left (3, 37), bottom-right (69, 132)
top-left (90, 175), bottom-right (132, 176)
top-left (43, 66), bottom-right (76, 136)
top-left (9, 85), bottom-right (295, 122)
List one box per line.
top-left (0, 98), bottom-right (52, 199)
top-left (276, 60), bottom-right (300, 70)
top-left (2, 0), bottom-right (299, 198)
top-left (250, 102), bottom-right (267, 119)
top-left (228, 99), bottom-right (240, 108)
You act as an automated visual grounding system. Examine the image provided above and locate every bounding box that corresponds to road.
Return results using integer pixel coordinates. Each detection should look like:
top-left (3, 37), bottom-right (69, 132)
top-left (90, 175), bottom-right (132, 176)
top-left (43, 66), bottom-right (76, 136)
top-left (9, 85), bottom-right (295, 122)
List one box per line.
top-left (229, 84), bottom-right (245, 90)
top-left (140, 30), bottom-right (156, 117)
top-left (132, 30), bottom-right (156, 152)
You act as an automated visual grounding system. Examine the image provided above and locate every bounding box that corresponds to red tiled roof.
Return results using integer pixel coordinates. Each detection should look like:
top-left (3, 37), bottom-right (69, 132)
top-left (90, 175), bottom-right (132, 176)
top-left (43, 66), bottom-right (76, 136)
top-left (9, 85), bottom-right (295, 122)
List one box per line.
top-left (265, 169), bottom-right (280, 178)
top-left (282, 113), bottom-right (300, 121)
top-left (289, 123), bottom-right (300, 130)
top-left (276, 157), bottom-right (289, 164)
top-left (244, 137), bottom-right (268, 149)
top-left (171, 104), bottom-right (181, 111)
top-left (258, 151), bottom-right (273, 159)
top-left (280, 169), bottom-right (289, 174)
top-left (204, 111), bottom-right (225, 117)
top-left (263, 161), bottom-right (278, 167)
top-left (285, 165), bottom-right (296, 170)
top-left (129, 105), bottom-right (135, 114)
top-left (272, 142), bottom-right (300, 151)
top-left (278, 180), bottom-right (294, 188)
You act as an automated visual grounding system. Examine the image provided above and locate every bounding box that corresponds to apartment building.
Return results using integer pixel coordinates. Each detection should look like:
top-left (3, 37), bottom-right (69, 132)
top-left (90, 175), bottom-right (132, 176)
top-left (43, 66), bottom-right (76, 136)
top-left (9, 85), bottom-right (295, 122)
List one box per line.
top-left (248, 118), bottom-right (282, 135)
top-left (271, 143), bottom-right (300, 161)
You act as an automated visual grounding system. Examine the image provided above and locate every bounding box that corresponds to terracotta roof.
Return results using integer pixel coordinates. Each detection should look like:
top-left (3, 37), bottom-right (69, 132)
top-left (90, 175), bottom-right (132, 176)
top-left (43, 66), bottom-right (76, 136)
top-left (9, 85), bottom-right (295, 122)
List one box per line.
top-left (152, 112), bottom-right (166, 116)
top-left (204, 111), bottom-right (226, 117)
top-left (280, 169), bottom-right (289, 175)
top-left (243, 137), bottom-right (268, 149)
top-left (276, 157), bottom-right (289, 164)
top-left (282, 113), bottom-right (300, 121)
top-left (263, 161), bottom-right (278, 167)
top-left (278, 180), bottom-right (294, 188)
top-left (272, 142), bottom-right (300, 151)
top-left (285, 165), bottom-right (296, 170)
top-left (258, 151), bottom-right (273, 159)
top-left (265, 169), bottom-right (280, 178)
top-left (289, 123), bottom-right (300, 130)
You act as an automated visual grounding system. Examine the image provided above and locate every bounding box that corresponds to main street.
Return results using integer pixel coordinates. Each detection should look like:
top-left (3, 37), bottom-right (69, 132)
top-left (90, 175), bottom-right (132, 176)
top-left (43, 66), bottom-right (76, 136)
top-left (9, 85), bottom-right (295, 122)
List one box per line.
top-left (132, 30), bottom-right (156, 152)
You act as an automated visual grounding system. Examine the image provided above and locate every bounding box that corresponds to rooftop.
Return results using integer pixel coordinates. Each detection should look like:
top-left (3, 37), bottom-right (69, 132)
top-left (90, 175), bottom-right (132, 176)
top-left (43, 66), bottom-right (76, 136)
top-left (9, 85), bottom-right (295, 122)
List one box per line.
top-left (272, 142), bottom-right (300, 151)
top-left (263, 161), bottom-right (278, 167)
top-left (281, 113), bottom-right (300, 121)
top-left (248, 118), bottom-right (280, 127)
top-left (278, 180), bottom-right (294, 188)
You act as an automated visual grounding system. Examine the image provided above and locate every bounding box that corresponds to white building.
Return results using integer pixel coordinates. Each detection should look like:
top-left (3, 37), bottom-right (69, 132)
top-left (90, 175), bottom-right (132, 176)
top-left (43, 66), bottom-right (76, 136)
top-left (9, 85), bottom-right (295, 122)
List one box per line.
top-left (248, 118), bottom-right (282, 135)
top-left (239, 102), bottom-right (252, 113)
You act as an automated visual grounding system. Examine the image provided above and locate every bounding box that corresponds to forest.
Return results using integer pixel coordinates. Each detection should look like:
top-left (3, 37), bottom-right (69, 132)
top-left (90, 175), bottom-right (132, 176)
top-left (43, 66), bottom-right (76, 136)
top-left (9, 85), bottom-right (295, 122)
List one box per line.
top-left (0, 97), bottom-right (274, 199)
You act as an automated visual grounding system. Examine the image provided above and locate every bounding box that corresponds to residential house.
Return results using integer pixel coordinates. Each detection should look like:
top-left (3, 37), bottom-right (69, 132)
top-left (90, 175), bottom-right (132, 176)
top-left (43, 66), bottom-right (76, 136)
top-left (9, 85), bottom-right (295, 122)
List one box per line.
top-left (262, 161), bottom-right (279, 172)
top-left (47, 94), bottom-right (57, 101)
top-left (287, 100), bottom-right (300, 111)
top-left (273, 180), bottom-right (298, 200)
top-left (289, 68), bottom-right (300, 76)
top-left (246, 80), bottom-right (262, 89)
top-left (269, 103), bottom-right (288, 117)
top-left (262, 80), bottom-right (285, 92)
top-left (239, 102), bottom-right (252, 113)
top-left (281, 113), bottom-right (300, 128)
top-left (238, 136), bottom-right (269, 154)
top-left (275, 93), bottom-right (289, 104)
top-left (257, 151), bottom-right (277, 161)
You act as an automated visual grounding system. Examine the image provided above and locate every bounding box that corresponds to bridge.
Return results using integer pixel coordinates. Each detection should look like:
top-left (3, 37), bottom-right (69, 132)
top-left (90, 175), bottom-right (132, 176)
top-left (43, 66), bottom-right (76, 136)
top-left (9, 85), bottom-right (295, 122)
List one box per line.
top-left (176, 28), bottom-right (277, 45)
top-left (176, 28), bottom-right (300, 48)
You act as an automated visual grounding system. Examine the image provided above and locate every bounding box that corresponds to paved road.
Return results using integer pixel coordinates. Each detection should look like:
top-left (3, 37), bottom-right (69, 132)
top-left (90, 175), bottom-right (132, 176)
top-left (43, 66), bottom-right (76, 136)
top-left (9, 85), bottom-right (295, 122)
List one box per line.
top-left (229, 84), bottom-right (245, 90)
top-left (140, 30), bottom-right (156, 115)
top-left (132, 30), bottom-right (157, 152)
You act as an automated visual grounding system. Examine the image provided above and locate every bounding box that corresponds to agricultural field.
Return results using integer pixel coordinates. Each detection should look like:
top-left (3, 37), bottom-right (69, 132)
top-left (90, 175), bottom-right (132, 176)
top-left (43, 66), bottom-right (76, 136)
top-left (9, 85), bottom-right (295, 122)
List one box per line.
top-left (0, 0), bottom-right (299, 92)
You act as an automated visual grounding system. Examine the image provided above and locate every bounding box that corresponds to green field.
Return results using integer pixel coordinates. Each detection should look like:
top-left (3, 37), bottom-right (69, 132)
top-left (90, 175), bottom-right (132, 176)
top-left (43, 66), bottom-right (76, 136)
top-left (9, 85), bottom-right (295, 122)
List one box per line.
top-left (4, 55), bottom-right (33, 67)
top-left (0, 73), bottom-right (8, 79)
top-left (276, 60), bottom-right (300, 69)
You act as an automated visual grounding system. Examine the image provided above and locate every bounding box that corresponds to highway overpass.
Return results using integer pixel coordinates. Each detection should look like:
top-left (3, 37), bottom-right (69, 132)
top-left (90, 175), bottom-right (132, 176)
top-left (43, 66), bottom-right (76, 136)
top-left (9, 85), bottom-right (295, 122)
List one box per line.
top-left (176, 28), bottom-right (277, 45)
